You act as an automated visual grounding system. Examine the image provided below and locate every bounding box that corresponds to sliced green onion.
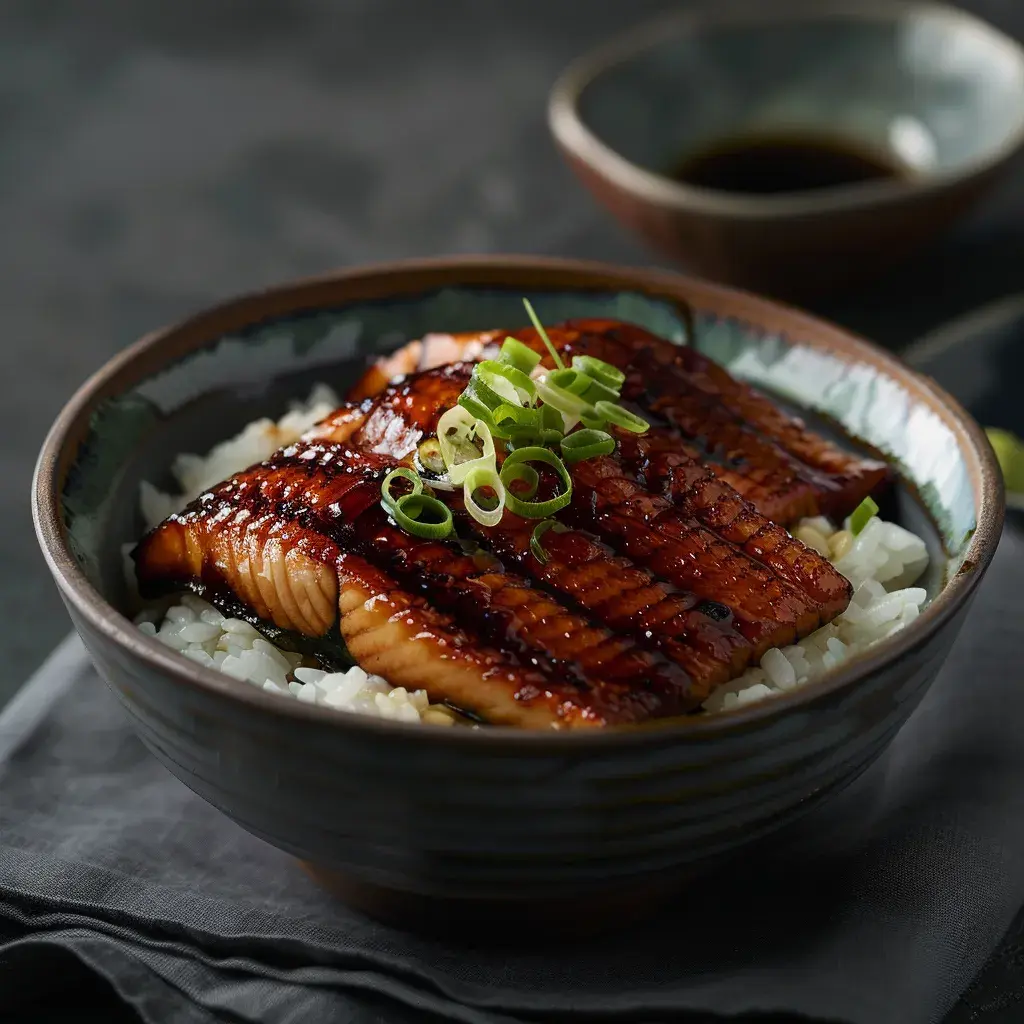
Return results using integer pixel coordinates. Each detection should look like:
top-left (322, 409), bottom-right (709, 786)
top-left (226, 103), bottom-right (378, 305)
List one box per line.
top-left (463, 465), bottom-right (506, 527)
top-left (504, 425), bottom-right (541, 449)
top-left (580, 409), bottom-right (608, 430)
top-left (437, 406), bottom-right (496, 485)
top-left (464, 373), bottom-right (513, 413)
top-left (572, 354), bottom-right (625, 391)
top-left (491, 403), bottom-right (540, 432)
top-left (593, 400), bottom-right (649, 434)
top-left (384, 493), bottom-right (454, 540)
top-left (499, 447), bottom-right (573, 518)
top-left (456, 389), bottom-right (512, 437)
top-left (381, 467), bottom-right (423, 511)
top-left (986, 427), bottom-right (1024, 494)
top-left (530, 519), bottom-right (569, 565)
top-left (541, 403), bottom-right (564, 432)
top-left (522, 298), bottom-right (565, 370)
top-left (501, 462), bottom-right (540, 500)
top-left (547, 367), bottom-right (592, 396)
top-left (416, 438), bottom-right (445, 476)
top-left (560, 428), bottom-right (616, 464)
top-left (579, 377), bottom-right (621, 405)
top-left (535, 375), bottom-right (591, 419)
top-left (505, 426), bottom-right (564, 451)
top-left (849, 496), bottom-right (879, 536)
top-left (498, 336), bottom-right (542, 374)
top-left (476, 360), bottom-right (536, 403)
top-left (457, 387), bottom-right (495, 421)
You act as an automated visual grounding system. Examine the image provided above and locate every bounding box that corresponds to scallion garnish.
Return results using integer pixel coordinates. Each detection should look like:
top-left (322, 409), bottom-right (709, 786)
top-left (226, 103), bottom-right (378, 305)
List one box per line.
top-left (416, 438), bottom-right (445, 476)
top-left (505, 425), bottom-right (563, 450)
top-left (437, 406), bottom-right (495, 485)
top-left (523, 298), bottom-right (565, 370)
top-left (383, 493), bottom-right (454, 540)
top-left (384, 304), bottom-right (659, 547)
top-left (476, 360), bottom-right (536, 403)
top-left (986, 427), bottom-right (1024, 494)
top-left (579, 377), bottom-right (621, 405)
top-left (593, 400), bottom-right (649, 434)
top-left (541, 403), bottom-right (564, 431)
top-left (571, 355), bottom-right (625, 391)
top-left (456, 389), bottom-right (504, 435)
top-left (463, 465), bottom-right (506, 527)
top-left (464, 374), bottom-right (515, 415)
top-left (380, 467), bottom-right (423, 510)
top-left (849, 496), bottom-right (879, 536)
top-left (491, 403), bottom-right (541, 434)
top-left (500, 461), bottom-right (540, 500)
top-left (499, 447), bottom-right (573, 518)
top-left (535, 375), bottom-right (591, 420)
top-left (530, 519), bottom-right (569, 565)
top-left (547, 367), bottom-right (592, 396)
top-left (498, 336), bottom-right (542, 374)
top-left (560, 428), bottom-right (616, 464)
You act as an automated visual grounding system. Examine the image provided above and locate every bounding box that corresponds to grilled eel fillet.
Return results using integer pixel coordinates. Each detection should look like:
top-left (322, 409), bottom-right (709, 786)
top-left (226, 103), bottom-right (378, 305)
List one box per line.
top-left (313, 362), bottom-right (852, 675)
top-left (351, 319), bottom-right (889, 524)
top-left (135, 441), bottom-right (716, 728)
top-left (135, 323), bottom-right (858, 729)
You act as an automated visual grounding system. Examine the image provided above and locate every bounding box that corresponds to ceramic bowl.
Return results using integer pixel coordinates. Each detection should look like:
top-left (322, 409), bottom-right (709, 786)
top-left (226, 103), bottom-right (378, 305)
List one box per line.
top-left (33, 257), bottom-right (1002, 933)
top-left (549, 0), bottom-right (1024, 300)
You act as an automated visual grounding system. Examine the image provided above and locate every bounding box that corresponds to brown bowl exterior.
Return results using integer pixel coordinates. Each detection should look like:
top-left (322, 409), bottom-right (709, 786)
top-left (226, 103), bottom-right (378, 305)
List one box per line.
top-left (547, 3), bottom-right (1024, 301)
top-left (33, 257), bottom-right (1002, 925)
top-left (557, 144), bottom-right (1003, 301)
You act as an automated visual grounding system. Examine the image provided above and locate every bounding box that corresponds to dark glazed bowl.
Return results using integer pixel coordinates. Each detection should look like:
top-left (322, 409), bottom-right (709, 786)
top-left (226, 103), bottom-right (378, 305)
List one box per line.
top-left (33, 257), bottom-right (1003, 933)
top-left (548, 0), bottom-right (1024, 300)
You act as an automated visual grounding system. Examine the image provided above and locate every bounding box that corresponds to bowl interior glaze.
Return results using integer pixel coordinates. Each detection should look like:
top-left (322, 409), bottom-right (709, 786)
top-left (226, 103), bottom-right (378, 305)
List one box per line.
top-left (575, 2), bottom-right (1024, 190)
top-left (63, 275), bottom-right (974, 656)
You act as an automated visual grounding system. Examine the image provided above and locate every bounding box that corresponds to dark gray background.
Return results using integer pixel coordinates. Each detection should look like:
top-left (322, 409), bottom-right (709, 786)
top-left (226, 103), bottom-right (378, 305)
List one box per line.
top-left (5, 3), bottom-right (1024, 1019)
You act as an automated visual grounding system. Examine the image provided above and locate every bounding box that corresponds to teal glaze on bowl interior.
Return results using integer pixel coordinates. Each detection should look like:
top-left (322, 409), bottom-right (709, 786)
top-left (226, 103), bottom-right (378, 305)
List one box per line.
top-left (577, 1), bottom-right (1024, 192)
top-left (695, 314), bottom-right (976, 556)
top-left (34, 258), bottom-right (1002, 926)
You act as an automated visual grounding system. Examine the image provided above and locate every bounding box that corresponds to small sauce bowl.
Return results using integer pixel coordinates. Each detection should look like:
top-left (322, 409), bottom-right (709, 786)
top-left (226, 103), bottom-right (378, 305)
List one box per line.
top-left (549, 0), bottom-right (1024, 300)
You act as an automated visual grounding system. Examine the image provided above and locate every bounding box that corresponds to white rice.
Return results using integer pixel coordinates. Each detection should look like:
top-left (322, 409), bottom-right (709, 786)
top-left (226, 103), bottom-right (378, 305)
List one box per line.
top-left (139, 383), bottom-right (342, 530)
top-left (134, 388), bottom-right (931, 723)
top-left (138, 593), bottom-right (458, 726)
top-left (701, 515), bottom-right (929, 713)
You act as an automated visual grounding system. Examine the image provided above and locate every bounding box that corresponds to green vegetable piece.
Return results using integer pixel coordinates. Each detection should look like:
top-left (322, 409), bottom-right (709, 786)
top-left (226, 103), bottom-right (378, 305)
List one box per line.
top-left (849, 496), bottom-right (879, 536)
top-left (986, 427), bottom-right (1024, 494)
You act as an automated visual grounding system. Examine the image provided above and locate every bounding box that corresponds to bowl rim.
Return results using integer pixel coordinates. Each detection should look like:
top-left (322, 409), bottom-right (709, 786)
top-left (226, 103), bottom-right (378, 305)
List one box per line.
top-left (32, 254), bottom-right (1005, 749)
top-left (548, 0), bottom-right (1024, 220)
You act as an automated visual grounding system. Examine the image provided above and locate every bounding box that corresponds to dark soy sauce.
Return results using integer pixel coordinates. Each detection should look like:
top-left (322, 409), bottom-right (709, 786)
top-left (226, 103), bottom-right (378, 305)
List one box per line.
top-left (669, 134), bottom-right (907, 195)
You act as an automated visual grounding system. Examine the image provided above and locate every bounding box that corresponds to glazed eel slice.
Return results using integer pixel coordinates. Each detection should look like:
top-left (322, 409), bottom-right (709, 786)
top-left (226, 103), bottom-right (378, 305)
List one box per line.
top-left (134, 441), bottom-right (701, 726)
top-left (312, 404), bottom-right (754, 689)
top-left (370, 320), bottom-right (888, 523)
top-left (322, 366), bottom-right (851, 660)
top-left (319, 407), bottom-right (753, 689)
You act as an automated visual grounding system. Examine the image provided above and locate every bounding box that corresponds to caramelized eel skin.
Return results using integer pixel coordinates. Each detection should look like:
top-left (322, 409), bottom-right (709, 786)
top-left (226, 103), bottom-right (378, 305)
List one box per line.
top-left (333, 364), bottom-right (851, 661)
top-left (374, 320), bottom-right (889, 523)
top-left (134, 441), bottom-right (701, 726)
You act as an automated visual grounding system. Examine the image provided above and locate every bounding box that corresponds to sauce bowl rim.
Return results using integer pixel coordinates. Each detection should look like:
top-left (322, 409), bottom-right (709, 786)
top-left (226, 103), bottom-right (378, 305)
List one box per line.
top-left (548, 0), bottom-right (1024, 220)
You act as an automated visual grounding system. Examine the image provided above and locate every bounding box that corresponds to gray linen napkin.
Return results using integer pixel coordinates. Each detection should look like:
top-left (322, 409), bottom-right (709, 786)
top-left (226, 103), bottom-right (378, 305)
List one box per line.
top-left (2, 521), bottom-right (1024, 1024)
